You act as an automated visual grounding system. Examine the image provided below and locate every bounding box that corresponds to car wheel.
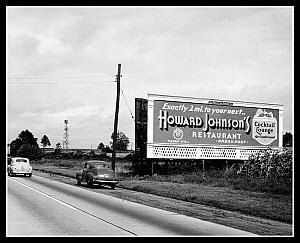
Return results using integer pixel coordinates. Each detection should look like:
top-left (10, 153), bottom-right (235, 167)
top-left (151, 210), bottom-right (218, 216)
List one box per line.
top-left (87, 177), bottom-right (93, 188)
top-left (28, 173), bottom-right (32, 177)
top-left (76, 177), bottom-right (81, 186)
top-left (110, 184), bottom-right (116, 190)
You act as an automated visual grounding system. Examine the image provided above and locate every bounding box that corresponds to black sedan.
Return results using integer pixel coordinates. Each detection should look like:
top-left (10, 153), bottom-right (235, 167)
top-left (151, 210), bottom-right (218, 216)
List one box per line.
top-left (76, 161), bottom-right (118, 189)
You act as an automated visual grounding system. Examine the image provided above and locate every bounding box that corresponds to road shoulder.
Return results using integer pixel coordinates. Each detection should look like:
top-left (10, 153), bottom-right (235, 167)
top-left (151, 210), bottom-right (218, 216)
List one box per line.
top-left (32, 170), bottom-right (292, 236)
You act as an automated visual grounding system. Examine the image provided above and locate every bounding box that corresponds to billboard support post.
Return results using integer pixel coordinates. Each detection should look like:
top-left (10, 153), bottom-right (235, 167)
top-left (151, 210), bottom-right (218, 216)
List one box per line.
top-left (151, 160), bottom-right (154, 176)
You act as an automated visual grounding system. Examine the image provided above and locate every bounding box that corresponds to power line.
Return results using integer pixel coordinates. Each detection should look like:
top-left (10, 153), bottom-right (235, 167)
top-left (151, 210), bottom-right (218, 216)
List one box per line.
top-left (121, 87), bottom-right (135, 122)
top-left (8, 81), bottom-right (115, 85)
top-left (8, 75), bottom-right (114, 79)
top-left (7, 75), bottom-right (116, 84)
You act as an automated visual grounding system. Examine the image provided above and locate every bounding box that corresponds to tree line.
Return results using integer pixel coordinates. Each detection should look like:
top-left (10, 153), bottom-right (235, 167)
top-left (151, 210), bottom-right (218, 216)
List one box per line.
top-left (8, 129), bottom-right (131, 160)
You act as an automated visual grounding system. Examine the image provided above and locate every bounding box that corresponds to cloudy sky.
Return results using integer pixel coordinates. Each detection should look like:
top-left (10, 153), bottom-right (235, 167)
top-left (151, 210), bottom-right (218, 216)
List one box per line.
top-left (6, 6), bottom-right (293, 149)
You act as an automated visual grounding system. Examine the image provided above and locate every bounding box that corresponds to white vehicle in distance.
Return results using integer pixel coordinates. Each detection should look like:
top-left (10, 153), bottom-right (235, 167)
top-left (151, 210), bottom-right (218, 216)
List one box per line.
top-left (7, 157), bottom-right (32, 177)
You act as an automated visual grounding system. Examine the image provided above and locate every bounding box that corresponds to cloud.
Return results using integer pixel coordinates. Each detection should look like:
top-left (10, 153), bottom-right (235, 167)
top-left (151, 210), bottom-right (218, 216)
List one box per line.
top-left (58, 15), bottom-right (102, 52)
top-left (7, 34), bottom-right (40, 58)
top-left (44, 105), bottom-right (107, 122)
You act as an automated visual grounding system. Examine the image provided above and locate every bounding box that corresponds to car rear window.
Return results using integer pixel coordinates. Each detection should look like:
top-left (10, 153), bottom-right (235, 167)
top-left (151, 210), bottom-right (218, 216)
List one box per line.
top-left (16, 159), bottom-right (28, 163)
top-left (93, 163), bottom-right (110, 169)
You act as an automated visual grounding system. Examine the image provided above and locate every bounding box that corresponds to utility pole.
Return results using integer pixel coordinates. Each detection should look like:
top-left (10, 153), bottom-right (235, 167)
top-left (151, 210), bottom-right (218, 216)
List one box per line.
top-left (112, 64), bottom-right (121, 172)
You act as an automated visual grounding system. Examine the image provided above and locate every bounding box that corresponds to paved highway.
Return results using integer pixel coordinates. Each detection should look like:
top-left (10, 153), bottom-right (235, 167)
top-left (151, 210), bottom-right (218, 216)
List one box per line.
top-left (7, 175), bottom-right (256, 236)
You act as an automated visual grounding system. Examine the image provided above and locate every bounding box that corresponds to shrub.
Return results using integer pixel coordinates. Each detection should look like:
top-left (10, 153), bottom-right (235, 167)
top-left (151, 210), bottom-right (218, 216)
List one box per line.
top-left (238, 148), bottom-right (293, 190)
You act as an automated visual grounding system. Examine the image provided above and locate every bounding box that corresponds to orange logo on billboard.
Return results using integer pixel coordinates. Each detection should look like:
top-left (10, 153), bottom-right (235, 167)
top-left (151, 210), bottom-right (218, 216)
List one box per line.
top-left (252, 109), bottom-right (277, 145)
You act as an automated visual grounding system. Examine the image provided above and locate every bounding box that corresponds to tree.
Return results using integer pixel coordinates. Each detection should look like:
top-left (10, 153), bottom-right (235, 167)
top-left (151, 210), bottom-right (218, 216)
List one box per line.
top-left (19, 130), bottom-right (38, 146)
top-left (17, 144), bottom-right (42, 161)
top-left (104, 145), bottom-right (113, 153)
top-left (110, 131), bottom-right (130, 151)
top-left (9, 138), bottom-right (22, 156)
top-left (9, 129), bottom-right (41, 160)
top-left (283, 132), bottom-right (293, 147)
top-left (54, 143), bottom-right (62, 154)
top-left (97, 142), bottom-right (105, 150)
top-left (41, 135), bottom-right (51, 148)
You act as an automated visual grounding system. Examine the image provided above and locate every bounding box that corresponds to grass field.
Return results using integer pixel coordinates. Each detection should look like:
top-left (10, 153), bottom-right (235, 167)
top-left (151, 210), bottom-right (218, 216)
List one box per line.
top-left (31, 158), bottom-right (292, 224)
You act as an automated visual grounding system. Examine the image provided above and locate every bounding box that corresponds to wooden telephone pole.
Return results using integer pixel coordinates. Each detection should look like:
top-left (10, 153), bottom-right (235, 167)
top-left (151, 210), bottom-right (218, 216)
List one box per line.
top-left (112, 64), bottom-right (121, 172)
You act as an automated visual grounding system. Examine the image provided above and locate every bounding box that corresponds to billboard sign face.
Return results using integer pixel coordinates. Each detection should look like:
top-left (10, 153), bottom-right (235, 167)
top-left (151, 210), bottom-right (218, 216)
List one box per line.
top-left (147, 94), bottom-right (283, 159)
top-left (153, 100), bottom-right (279, 147)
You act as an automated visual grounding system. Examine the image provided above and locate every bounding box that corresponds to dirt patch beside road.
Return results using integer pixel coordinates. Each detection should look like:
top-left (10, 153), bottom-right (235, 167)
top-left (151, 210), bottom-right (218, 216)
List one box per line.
top-left (32, 170), bottom-right (292, 236)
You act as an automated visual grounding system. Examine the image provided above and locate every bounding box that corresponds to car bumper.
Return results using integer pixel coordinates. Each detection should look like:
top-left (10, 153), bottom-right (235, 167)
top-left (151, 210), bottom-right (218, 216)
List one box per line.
top-left (10, 171), bottom-right (31, 175)
top-left (93, 179), bottom-right (118, 184)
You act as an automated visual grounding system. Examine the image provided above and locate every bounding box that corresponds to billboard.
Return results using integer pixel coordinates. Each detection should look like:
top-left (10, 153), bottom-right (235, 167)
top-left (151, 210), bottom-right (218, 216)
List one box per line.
top-left (147, 94), bottom-right (283, 160)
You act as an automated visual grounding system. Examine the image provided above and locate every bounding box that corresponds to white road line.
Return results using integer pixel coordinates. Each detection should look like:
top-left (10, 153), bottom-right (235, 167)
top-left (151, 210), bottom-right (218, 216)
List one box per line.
top-left (9, 178), bottom-right (81, 211)
top-left (8, 178), bottom-right (137, 236)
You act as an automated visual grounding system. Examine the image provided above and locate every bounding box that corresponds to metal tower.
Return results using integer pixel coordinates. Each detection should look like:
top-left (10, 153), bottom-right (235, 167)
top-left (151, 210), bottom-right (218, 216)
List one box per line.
top-left (63, 119), bottom-right (69, 149)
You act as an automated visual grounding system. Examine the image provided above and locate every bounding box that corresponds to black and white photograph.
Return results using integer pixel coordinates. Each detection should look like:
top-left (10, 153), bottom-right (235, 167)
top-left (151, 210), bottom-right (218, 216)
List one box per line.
top-left (6, 5), bottom-right (294, 237)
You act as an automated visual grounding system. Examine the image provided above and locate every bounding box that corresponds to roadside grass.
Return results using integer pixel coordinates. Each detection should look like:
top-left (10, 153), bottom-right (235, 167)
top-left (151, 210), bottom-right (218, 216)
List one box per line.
top-left (117, 179), bottom-right (292, 223)
top-left (31, 158), bottom-right (292, 224)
